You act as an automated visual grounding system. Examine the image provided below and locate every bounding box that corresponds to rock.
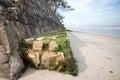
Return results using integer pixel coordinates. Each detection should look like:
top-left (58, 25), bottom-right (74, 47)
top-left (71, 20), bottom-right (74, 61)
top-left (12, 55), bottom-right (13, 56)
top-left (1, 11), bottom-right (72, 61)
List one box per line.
top-left (0, 15), bottom-right (5, 21)
top-left (0, 25), bottom-right (11, 54)
top-left (57, 52), bottom-right (65, 62)
top-left (27, 49), bottom-right (35, 59)
top-left (9, 52), bottom-right (24, 76)
top-left (14, 0), bottom-right (19, 3)
top-left (27, 49), bottom-right (41, 68)
top-left (49, 41), bottom-right (59, 51)
top-left (49, 52), bottom-right (65, 71)
top-left (49, 37), bottom-right (56, 40)
top-left (36, 37), bottom-right (45, 41)
top-left (10, 7), bottom-right (18, 10)
top-left (0, 52), bottom-right (9, 64)
top-left (32, 41), bottom-right (43, 51)
top-left (41, 51), bottom-right (65, 71)
top-left (41, 51), bottom-right (56, 69)
top-left (57, 65), bottom-right (63, 72)
top-left (24, 38), bottom-right (34, 42)
top-left (0, 45), bottom-right (5, 52)
top-left (0, 64), bottom-right (11, 79)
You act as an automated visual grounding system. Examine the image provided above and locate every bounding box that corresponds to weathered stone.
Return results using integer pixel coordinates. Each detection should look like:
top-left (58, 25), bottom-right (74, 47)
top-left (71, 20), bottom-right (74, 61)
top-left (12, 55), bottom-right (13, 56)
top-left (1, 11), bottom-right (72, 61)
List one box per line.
top-left (0, 25), bottom-right (11, 54)
top-left (49, 41), bottom-right (59, 51)
top-left (33, 41), bottom-right (43, 51)
top-left (0, 64), bottom-right (11, 79)
top-left (14, 0), bottom-right (19, 3)
top-left (0, 52), bottom-right (9, 64)
top-left (36, 37), bottom-right (45, 41)
top-left (24, 38), bottom-right (34, 42)
top-left (57, 52), bottom-right (65, 62)
top-left (0, 45), bottom-right (5, 52)
top-left (9, 51), bottom-right (24, 76)
top-left (41, 51), bottom-right (65, 71)
top-left (0, 6), bottom-right (2, 13)
top-left (10, 7), bottom-right (18, 10)
top-left (49, 37), bottom-right (57, 40)
top-left (49, 52), bottom-right (65, 71)
top-left (41, 51), bottom-right (56, 69)
top-left (27, 49), bottom-right (41, 68)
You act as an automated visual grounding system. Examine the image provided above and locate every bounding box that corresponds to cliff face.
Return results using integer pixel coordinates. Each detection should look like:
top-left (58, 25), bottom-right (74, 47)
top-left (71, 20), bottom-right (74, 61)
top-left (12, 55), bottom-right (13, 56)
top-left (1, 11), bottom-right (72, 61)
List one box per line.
top-left (0, 0), bottom-right (63, 79)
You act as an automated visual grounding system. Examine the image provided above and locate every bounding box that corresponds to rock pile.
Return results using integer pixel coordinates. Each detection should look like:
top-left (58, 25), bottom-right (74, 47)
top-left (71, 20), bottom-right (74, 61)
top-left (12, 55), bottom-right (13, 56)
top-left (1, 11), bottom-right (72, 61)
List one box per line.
top-left (26, 38), bottom-right (65, 72)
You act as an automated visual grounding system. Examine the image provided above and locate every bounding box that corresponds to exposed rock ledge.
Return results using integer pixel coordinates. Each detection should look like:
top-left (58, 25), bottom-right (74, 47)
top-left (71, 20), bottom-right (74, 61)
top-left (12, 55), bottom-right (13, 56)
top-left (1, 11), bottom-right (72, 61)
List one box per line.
top-left (0, 0), bottom-right (63, 79)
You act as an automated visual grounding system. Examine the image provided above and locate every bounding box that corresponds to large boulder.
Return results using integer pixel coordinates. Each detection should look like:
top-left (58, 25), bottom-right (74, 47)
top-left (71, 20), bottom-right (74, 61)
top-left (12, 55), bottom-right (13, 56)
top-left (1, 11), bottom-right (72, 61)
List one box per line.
top-left (48, 41), bottom-right (59, 51)
top-left (41, 51), bottom-right (65, 71)
top-left (27, 49), bottom-right (42, 68)
top-left (41, 51), bottom-right (57, 70)
top-left (49, 52), bottom-right (65, 72)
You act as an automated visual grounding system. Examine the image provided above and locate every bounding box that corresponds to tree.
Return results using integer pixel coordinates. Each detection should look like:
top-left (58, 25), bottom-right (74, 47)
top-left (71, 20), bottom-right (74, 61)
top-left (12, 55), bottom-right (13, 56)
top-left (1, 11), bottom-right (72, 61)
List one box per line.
top-left (47, 0), bottom-right (73, 12)
top-left (46, 0), bottom-right (73, 22)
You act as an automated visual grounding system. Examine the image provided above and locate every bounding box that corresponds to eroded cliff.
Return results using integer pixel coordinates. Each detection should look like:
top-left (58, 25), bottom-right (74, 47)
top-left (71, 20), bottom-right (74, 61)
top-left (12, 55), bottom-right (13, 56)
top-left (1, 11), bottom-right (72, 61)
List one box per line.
top-left (0, 0), bottom-right (63, 79)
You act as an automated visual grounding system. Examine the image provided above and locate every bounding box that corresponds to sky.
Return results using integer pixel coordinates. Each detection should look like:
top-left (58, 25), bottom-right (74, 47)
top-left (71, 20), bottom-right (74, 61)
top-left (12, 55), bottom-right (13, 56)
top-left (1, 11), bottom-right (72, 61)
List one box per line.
top-left (60, 0), bottom-right (120, 30)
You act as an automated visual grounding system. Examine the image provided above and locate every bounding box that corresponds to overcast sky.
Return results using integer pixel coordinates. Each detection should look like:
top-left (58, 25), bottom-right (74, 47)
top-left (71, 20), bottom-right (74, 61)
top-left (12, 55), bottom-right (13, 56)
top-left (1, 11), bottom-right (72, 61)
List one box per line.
top-left (61, 0), bottom-right (120, 29)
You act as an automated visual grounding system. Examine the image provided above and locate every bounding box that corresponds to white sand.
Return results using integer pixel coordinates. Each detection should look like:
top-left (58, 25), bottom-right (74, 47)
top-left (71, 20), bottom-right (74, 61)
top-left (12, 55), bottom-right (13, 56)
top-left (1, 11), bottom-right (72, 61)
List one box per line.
top-left (19, 32), bottom-right (120, 80)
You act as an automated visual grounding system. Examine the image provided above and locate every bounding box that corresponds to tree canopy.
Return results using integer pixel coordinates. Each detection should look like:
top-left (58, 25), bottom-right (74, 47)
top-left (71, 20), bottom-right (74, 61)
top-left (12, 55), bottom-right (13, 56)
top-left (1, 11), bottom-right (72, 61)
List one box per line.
top-left (46, 0), bottom-right (73, 23)
top-left (47, 0), bottom-right (73, 12)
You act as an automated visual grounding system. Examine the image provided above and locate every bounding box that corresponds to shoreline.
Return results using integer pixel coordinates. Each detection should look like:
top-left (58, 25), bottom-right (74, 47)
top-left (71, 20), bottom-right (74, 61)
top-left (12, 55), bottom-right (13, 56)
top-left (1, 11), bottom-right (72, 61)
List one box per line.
top-left (19, 31), bottom-right (120, 80)
top-left (71, 31), bottom-right (120, 40)
top-left (67, 30), bottom-right (120, 39)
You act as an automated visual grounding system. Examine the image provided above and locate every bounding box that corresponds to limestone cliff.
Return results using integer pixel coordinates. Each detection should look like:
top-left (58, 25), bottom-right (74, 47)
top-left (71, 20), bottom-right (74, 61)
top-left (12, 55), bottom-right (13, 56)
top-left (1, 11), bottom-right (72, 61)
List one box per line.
top-left (0, 0), bottom-right (63, 79)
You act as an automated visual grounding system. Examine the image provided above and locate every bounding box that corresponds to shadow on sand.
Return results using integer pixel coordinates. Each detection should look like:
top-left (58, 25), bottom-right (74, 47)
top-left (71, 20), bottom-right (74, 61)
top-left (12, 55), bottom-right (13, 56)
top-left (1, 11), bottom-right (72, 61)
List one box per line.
top-left (67, 32), bottom-right (87, 74)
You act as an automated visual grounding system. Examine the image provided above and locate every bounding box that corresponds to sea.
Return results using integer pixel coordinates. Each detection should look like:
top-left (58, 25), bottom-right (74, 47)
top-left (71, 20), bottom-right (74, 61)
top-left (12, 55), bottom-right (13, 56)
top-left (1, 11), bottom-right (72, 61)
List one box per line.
top-left (68, 27), bottom-right (120, 38)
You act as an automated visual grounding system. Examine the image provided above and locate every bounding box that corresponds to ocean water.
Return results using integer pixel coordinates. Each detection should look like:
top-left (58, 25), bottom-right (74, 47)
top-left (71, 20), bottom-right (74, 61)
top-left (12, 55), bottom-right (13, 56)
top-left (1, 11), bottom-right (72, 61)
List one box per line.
top-left (70, 27), bottom-right (120, 38)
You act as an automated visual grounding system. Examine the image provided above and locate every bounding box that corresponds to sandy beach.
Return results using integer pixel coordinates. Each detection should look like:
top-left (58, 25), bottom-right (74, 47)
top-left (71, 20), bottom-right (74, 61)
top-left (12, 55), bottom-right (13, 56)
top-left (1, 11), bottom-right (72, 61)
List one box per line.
top-left (19, 32), bottom-right (120, 80)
